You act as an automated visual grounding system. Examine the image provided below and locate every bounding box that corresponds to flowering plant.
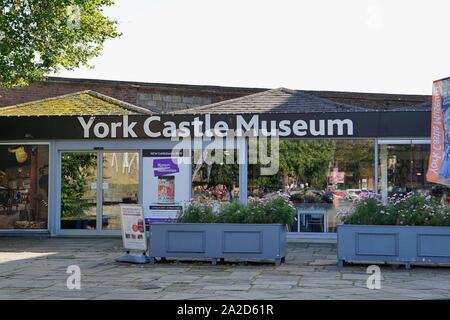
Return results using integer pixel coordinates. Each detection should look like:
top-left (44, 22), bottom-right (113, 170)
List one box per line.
top-left (339, 192), bottom-right (450, 226)
top-left (178, 195), bottom-right (295, 226)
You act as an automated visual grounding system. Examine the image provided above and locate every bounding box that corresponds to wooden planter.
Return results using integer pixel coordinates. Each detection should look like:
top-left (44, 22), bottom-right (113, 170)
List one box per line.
top-left (337, 224), bottom-right (450, 269)
top-left (148, 223), bottom-right (286, 265)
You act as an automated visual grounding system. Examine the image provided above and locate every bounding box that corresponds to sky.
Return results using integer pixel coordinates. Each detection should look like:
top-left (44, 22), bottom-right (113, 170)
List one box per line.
top-left (53, 0), bottom-right (450, 95)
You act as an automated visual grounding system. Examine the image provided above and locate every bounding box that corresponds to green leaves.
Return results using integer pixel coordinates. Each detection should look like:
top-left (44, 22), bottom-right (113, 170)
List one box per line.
top-left (0, 0), bottom-right (120, 87)
top-left (250, 139), bottom-right (336, 192)
top-left (60, 153), bottom-right (97, 217)
top-left (178, 197), bottom-right (295, 226)
top-left (342, 194), bottom-right (450, 227)
top-left (177, 203), bottom-right (216, 223)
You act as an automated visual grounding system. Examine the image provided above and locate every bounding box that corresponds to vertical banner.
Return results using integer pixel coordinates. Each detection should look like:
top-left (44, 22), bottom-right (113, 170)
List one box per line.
top-left (427, 78), bottom-right (450, 186)
top-left (119, 204), bottom-right (147, 251)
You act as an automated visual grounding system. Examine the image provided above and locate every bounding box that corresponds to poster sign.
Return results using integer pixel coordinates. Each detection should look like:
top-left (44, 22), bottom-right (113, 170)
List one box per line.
top-left (119, 205), bottom-right (147, 251)
top-left (147, 205), bottom-right (182, 222)
top-left (142, 149), bottom-right (191, 223)
top-left (153, 158), bottom-right (179, 176)
top-left (427, 78), bottom-right (450, 186)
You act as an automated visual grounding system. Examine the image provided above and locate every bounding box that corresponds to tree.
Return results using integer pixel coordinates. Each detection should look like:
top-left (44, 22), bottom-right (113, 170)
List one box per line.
top-left (60, 153), bottom-right (97, 218)
top-left (279, 139), bottom-right (335, 190)
top-left (332, 140), bottom-right (375, 189)
top-left (249, 139), bottom-right (336, 194)
top-left (0, 0), bottom-right (120, 87)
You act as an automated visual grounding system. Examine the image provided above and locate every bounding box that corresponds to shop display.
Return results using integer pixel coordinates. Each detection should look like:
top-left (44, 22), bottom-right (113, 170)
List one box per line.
top-left (0, 145), bottom-right (49, 229)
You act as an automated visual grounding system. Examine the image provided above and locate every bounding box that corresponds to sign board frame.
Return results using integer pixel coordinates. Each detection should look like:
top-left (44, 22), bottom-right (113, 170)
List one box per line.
top-left (119, 204), bottom-right (147, 251)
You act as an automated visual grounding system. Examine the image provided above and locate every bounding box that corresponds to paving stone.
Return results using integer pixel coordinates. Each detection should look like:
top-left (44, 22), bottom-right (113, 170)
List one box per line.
top-left (341, 273), bottom-right (372, 280)
top-left (308, 259), bottom-right (338, 266)
top-left (202, 284), bottom-right (252, 291)
top-left (1, 237), bottom-right (450, 300)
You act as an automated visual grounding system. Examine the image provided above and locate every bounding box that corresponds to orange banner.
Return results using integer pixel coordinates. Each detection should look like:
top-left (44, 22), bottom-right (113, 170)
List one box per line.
top-left (427, 78), bottom-right (450, 185)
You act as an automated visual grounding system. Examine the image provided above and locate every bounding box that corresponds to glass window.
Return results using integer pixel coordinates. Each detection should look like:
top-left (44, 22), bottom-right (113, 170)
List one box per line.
top-left (192, 149), bottom-right (240, 204)
top-left (0, 144), bottom-right (49, 229)
top-left (248, 139), bottom-right (375, 233)
top-left (379, 144), bottom-right (450, 202)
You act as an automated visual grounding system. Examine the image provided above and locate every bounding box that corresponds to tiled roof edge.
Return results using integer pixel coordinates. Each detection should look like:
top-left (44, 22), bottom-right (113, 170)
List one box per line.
top-left (0, 90), bottom-right (153, 115)
top-left (0, 91), bottom-right (87, 111)
top-left (84, 90), bottom-right (153, 114)
top-left (171, 87), bottom-right (372, 114)
top-left (170, 88), bottom-right (293, 114)
top-left (295, 90), bottom-right (372, 112)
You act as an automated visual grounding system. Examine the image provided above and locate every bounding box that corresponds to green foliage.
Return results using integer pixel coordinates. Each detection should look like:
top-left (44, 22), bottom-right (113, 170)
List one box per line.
top-left (341, 197), bottom-right (392, 225)
top-left (208, 163), bottom-right (239, 191)
top-left (192, 150), bottom-right (239, 194)
top-left (341, 193), bottom-right (450, 226)
top-left (389, 195), bottom-right (450, 226)
top-left (0, 0), bottom-right (120, 87)
top-left (178, 197), bottom-right (296, 226)
top-left (280, 140), bottom-right (335, 189)
top-left (332, 140), bottom-right (374, 189)
top-left (177, 203), bottom-right (216, 223)
top-left (249, 139), bottom-right (375, 195)
top-left (249, 139), bottom-right (336, 192)
top-left (60, 153), bottom-right (97, 218)
top-left (247, 196), bottom-right (295, 226)
top-left (215, 201), bottom-right (250, 223)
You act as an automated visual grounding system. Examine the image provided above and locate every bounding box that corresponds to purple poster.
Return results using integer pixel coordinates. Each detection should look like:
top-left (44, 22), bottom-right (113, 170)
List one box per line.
top-left (153, 158), bottom-right (179, 176)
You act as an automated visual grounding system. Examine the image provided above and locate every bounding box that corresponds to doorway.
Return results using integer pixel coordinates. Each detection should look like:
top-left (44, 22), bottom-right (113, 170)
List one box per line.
top-left (58, 150), bottom-right (139, 234)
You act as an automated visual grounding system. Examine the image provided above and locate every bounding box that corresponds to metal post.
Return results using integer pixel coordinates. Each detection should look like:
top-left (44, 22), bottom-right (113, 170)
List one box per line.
top-left (238, 137), bottom-right (248, 204)
top-left (374, 139), bottom-right (379, 193)
top-left (380, 144), bottom-right (388, 203)
top-left (96, 151), bottom-right (103, 231)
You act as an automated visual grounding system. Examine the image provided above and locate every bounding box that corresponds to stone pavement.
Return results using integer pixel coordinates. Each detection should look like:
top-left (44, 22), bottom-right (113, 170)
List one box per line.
top-left (1, 237), bottom-right (450, 300)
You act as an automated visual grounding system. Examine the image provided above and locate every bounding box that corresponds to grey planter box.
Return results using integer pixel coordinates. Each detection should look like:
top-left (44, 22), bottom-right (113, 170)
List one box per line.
top-left (337, 224), bottom-right (450, 269)
top-left (148, 223), bottom-right (286, 265)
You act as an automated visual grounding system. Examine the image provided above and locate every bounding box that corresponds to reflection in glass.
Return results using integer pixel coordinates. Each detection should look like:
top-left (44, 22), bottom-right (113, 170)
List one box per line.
top-left (60, 152), bottom-right (98, 230)
top-left (102, 152), bottom-right (139, 230)
top-left (379, 144), bottom-right (450, 203)
top-left (249, 139), bottom-right (375, 233)
top-left (191, 149), bottom-right (240, 204)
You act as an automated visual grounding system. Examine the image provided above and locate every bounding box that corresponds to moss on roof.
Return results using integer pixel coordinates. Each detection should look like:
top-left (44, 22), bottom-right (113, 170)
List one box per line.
top-left (0, 90), bottom-right (152, 116)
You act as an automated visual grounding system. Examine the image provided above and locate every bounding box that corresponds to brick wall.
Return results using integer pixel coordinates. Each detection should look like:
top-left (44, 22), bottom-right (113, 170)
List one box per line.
top-left (137, 93), bottom-right (212, 112)
top-left (0, 77), bottom-right (263, 112)
top-left (0, 77), bottom-right (431, 111)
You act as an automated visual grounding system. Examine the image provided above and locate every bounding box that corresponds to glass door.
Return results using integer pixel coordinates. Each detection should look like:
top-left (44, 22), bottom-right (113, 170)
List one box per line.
top-left (60, 152), bottom-right (98, 230)
top-left (59, 150), bottom-right (139, 233)
top-left (101, 152), bottom-right (139, 230)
